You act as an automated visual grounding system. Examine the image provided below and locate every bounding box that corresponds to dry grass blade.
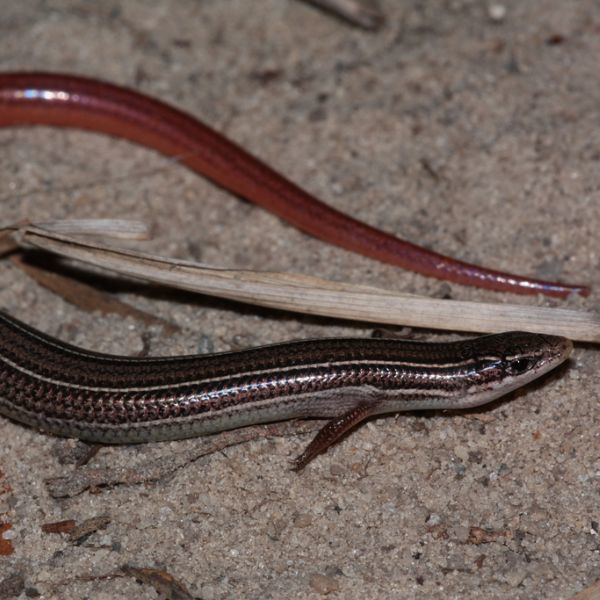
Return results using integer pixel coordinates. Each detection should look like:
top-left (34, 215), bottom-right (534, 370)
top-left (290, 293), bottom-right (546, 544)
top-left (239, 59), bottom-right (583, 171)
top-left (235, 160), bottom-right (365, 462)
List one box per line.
top-left (0, 218), bottom-right (149, 241)
top-left (14, 224), bottom-right (600, 343)
top-left (31, 219), bottom-right (150, 239)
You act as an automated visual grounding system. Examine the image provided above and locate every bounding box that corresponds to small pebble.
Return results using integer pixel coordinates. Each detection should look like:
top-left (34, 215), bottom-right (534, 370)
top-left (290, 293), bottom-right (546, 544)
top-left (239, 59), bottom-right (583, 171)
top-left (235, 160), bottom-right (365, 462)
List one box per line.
top-left (488, 4), bottom-right (506, 21)
top-left (426, 513), bottom-right (442, 526)
top-left (309, 573), bottom-right (340, 595)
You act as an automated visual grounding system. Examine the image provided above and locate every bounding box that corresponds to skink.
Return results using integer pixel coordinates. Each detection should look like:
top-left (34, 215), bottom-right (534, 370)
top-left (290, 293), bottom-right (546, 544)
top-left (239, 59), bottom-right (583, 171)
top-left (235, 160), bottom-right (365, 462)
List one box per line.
top-left (0, 311), bottom-right (572, 468)
top-left (0, 72), bottom-right (589, 297)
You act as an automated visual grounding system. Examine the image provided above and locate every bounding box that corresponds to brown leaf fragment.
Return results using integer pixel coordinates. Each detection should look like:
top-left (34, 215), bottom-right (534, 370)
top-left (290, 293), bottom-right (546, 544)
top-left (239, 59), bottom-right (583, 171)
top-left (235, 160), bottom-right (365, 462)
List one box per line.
top-left (41, 519), bottom-right (77, 535)
top-left (0, 522), bottom-right (14, 555)
top-left (467, 527), bottom-right (512, 545)
top-left (121, 565), bottom-right (194, 600)
top-left (474, 554), bottom-right (486, 569)
top-left (68, 515), bottom-right (111, 543)
top-left (10, 254), bottom-right (179, 334)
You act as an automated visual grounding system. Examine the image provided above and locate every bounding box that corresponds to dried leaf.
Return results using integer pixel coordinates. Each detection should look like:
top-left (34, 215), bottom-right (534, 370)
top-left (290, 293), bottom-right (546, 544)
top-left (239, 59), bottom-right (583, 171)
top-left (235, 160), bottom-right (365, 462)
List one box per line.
top-left (41, 520), bottom-right (77, 535)
top-left (32, 219), bottom-right (149, 239)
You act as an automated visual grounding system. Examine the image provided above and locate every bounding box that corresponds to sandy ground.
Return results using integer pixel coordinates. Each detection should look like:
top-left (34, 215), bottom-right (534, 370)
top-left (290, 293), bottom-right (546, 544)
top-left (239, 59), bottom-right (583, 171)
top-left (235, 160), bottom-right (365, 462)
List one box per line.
top-left (0, 1), bottom-right (598, 598)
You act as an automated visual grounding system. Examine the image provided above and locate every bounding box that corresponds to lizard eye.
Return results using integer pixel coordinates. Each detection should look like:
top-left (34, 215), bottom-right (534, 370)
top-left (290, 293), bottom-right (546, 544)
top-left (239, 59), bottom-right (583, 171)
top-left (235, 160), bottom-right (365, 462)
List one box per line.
top-left (507, 358), bottom-right (533, 375)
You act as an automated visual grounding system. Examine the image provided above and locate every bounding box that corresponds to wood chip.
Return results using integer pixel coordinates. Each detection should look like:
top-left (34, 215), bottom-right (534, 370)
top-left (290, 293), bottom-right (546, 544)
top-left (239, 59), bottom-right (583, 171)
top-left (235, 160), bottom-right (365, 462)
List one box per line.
top-left (121, 565), bottom-right (193, 600)
top-left (467, 527), bottom-right (512, 544)
top-left (68, 515), bottom-right (111, 543)
top-left (41, 519), bottom-right (77, 535)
